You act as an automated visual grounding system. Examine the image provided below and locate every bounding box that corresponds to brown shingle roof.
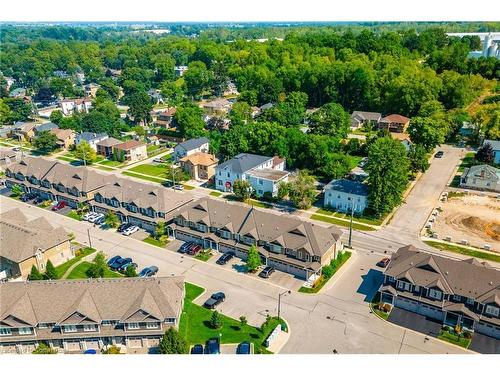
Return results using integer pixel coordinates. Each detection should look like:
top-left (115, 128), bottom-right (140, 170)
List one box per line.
top-left (113, 140), bottom-right (145, 150)
top-left (381, 114), bottom-right (410, 124)
top-left (180, 152), bottom-right (218, 166)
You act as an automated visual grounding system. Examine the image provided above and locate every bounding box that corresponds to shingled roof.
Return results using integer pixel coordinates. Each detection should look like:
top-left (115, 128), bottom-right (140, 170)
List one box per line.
top-left (0, 277), bottom-right (185, 328)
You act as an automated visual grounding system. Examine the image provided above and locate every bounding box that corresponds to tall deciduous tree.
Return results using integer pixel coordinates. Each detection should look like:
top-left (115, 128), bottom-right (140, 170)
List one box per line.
top-left (408, 117), bottom-right (446, 151)
top-left (174, 103), bottom-right (206, 139)
top-left (283, 170), bottom-right (317, 209)
top-left (308, 102), bottom-right (350, 139)
top-left (86, 251), bottom-right (108, 278)
top-left (245, 244), bottom-right (262, 273)
top-left (365, 137), bottom-right (410, 216)
top-left (104, 211), bottom-right (119, 228)
top-left (74, 141), bottom-right (97, 164)
top-left (232, 179), bottom-right (252, 201)
top-left (159, 327), bottom-right (188, 354)
top-left (127, 90), bottom-right (152, 125)
top-left (33, 131), bottom-right (59, 153)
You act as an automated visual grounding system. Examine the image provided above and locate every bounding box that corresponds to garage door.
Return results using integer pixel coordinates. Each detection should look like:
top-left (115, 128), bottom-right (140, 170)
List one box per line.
top-left (128, 337), bottom-right (143, 348)
top-left (0, 344), bottom-right (17, 354)
top-left (147, 337), bottom-right (160, 348)
top-left (175, 231), bottom-right (203, 245)
top-left (267, 259), bottom-right (307, 279)
top-left (475, 322), bottom-right (500, 339)
top-left (85, 339), bottom-right (100, 350)
top-left (219, 244), bottom-right (247, 260)
top-left (394, 297), bottom-right (419, 313)
top-left (419, 304), bottom-right (445, 321)
top-left (65, 340), bottom-right (81, 351)
top-left (128, 217), bottom-right (156, 232)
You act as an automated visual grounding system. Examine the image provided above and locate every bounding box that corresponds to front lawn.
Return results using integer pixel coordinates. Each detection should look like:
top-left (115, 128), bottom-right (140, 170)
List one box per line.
top-left (194, 250), bottom-right (213, 262)
top-left (209, 191), bottom-right (222, 197)
top-left (182, 184), bottom-right (195, 190)
top-left (66, 261), bottom-right (123, 279)
top-left (369, 292), bottom-right (390, 320)
top-left (248, 199), bottom-right (272, 209)
top-left (299, 251), bottom-right (352, 293)
top-left (457, 152), bottom-right (476, 172)
top-left (179, 283), bottom-right (286, 353)
top-left (66, 210), bottom-right (82, 221)
top-left (98, 159), bottom-right (125, 168)
top-left (310, 214), bottom-right (375, 231)
top-left (127, 164), bottom-right (168, 178)
top-left (143, 236), bottom-right (168, 248)
top-left (424, 240), bottom-right (500, 263)
top-left (315, 207), bottom-right (384, 226)
top-left (437, 329), bottom-right (471, 349)
top-left (55, 247), bottom-right (96, 278)
top-left (122, 171), bottom-right (165, 184)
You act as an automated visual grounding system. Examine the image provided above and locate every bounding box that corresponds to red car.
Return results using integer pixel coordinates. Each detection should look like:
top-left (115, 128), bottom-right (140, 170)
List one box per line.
top-left (377, 258), bottom-right (390, 268)
top-left (51, 201), bottom-right (67, 211)
top-left (187, 244), bottom-right (202, 256)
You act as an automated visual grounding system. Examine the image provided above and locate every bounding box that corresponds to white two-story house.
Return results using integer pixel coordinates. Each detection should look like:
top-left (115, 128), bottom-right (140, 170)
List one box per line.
top-left (215, 153), bottom-right (288, 197)
top-left (324, 179), bottom-right (369, 213)
top-left (173, 137), bottom-right (209, 162)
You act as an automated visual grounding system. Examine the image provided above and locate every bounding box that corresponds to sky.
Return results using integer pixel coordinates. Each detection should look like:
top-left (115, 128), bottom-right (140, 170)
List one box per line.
top-left (1, 0), bottom-right (499, 23)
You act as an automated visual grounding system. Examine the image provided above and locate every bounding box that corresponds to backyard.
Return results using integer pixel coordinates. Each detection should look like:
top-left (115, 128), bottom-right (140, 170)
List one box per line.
top-left (179, 283), bottom-right (285, 353)
top-left (54, 247), bottom-right (96, 278)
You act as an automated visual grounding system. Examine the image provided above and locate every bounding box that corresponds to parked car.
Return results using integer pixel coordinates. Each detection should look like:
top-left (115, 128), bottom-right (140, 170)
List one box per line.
top-left (178, 242), bottom-right (193, 254)
top-left (190, 344), bottom-right (204, 354)
top-left (236, 342), bottom-right (251, 354)
top-left (88, 213), bottom-right (104, 223)
top-left (187, 244), bottom-right (202, 256)
top-left (122, 225), bottom-right (139, 236)
top-left (82, 212), bottom-right (95, 221)
top-left (51, 201), bottom-right (67, 211)
top-left (33, 196), bottom-right (44, 204)
top-left (20, 193), bottom-right (36, 202)
top-left (259, 266), bottom-right (275, 279)
top-left (83, 349), bottom-right (97, 354)
top-left (109, 257), bottom-right (129, 271)
top-left (107, 256), bottom-right (122, 268)
top-left (216, 252), bottom-right (234, 265)
top-left (152, 158), bottom-right (163, 163)
top-left (12, 147), bottom-right (20, 151)
top-left (139, 266), bottom-right (159, 277)
top-left (117, 222), bottom-right (131, 233)
top-left (203, 292), bottom-right (226, 309)
top-left (117, 258), bottom-right (137, 272)
top-left (205, 338), bottom-right (220, 354)
top-left (434, 151), bottom-right (444, 158)
top-left (172, 184), bottom-right (184, 191)
top-left (377, 258), bottom-right (390, 268)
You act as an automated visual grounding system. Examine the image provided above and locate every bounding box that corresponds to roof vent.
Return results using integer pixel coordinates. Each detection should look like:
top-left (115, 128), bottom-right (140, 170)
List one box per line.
top-left (490, 281), bottom-right (493, 285)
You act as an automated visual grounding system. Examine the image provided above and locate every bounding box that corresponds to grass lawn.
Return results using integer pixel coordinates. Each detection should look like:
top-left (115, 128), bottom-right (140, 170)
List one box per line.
top-left (457, 152), bottom-right (476, 172)
top-left (127, 164), bottom-right (168, 178)
top-left (346, 155), bottom-right (363, 170)
top-left (66, 210), bottom-right (82, 221)
top-left (194, 250), bottom-right (213, 262)
top-left (310, 214), bottom-right (375, 231)
top-left (209, 191), bottom-right (222, 197)
top-left (369, 293), bottom-right (390, 320)
top-left (424, 240), bottom-right (500, 263)
top-left (66, 261), bottom-right (123, 279)
top-left (179, 283), bottom-right (286, 353)
top-left (122, 171), bottom-right (165, 184)
top-left (182, 184), bottom-right (195, 190)
top-left (98, 159), bottom-right (125, 167)
top-left (437, 330), bottom-right (471, 349)
top-left (56, 156), bottom-right (77, 162)
top-left (55, 247), bottom-right (96, 278)
top-left (94, 165), bottom-right (115, 171)
top-left (315, 207), bottom-right (384, 226)
top-left (248, 199), bottom-right (272, 209)
top-left (143, 236), bottom-right (168, 248)
top-left (299, 251), bottom-right (352, 293)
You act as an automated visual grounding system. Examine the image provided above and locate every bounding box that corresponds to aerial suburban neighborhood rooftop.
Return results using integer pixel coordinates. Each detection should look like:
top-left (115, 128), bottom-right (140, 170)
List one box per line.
top-left (0, 5), bottom-right (499, 374)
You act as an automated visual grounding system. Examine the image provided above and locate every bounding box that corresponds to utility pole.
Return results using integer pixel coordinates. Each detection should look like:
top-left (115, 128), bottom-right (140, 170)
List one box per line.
top-left (277, 290), bottom-right (291, 319)
top-left (87, 227), bottom-right (92, 249)
top-left (348, 199), bottom-right (354, 248)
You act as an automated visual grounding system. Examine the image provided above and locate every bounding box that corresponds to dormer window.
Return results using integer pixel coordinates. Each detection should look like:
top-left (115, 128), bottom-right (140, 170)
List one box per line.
top-left (485, 305), bottom-right (499, 317)
top-left (19, 327), bottom-right (32, 335)
top-left (0, 328), bottom-right (12, 336)
top-left (427, 289), bottom-right (442, 300)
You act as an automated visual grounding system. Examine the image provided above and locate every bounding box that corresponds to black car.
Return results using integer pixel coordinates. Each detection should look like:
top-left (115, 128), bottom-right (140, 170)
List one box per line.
top-left (259, 266), bottom-right (275, 279)
top-left (109, 257), bottom-right (129, 271)
top-left (237, 341), bottom-right (251, 354)
top-left (435, 151), bottom-right (444, 158)
top-left (205, 338), bottom-right (220, 354)
top-left (216, 252), bottom-right (234, 265)
top-left (203, 292), bottom-right (226, 309)
top-left (117, 223), bottom-right (132, 233)
top-left (178, 242), bottom-right (193, 254)
top-left (107, 255), bottom-right (122, 268)
top-left (33, 196), bottom-right (44, 204)
top-left (190, 344), bottom-right (204, 354)
top-left (118, 259), bottom-right (137, 272)
top-left (139, 266), bottom-right (159, 277)
top-left (20, 193), bottom-right (36, 202)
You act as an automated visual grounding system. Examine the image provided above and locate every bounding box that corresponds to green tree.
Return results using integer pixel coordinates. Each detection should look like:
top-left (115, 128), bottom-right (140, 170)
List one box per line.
top-left (104, 211), bottom-right (119, 228)
top-left (44, 260), bottom-right (58, 280)
top-left (33, 131), bottom-right (59, 153)
top-left (408, 117), bottom-right (447, 151)
top-left (102, 345), bottom-right (122, 354)
top-left (86, 251), bottom-right (108, 278)
top-left (159, 327), bottom-right (188, 354)
top-left (476, 142), bottom-right (495, 165)
top-left (308, 102), bottom-right (350, 139)
top-left (232, 179), bottom-right (252, 201)
top-left (365, 137), bottom-right (410, 216)
top-left (124, 264), bottom-right (137, 277)
top-left (49, 110), bottom-right (64, 125)
top-left (32, 343), bottom-right (57, 354)
top-left (286, 170), bottom-right (317, 209)
top-left (127, 90), bottom-right (152, 125)
top-left (28, 265), bottom-right (44, 280)
top-left (239, 316), bottom-right (248, 329)
top-left (210, 310), bottom-right (223, 329)
top-left (132, 125), bottom-right (146, 137)
top-left (245, 244), bottom-right (262, 273)
top-left (1, 98), bottom-right (32, 123)
top-left (408, 144), bottom-right (430, 175)
top-left (174, 103), bottom-right (206, 138)
top-left (74, 141), bottom-right (97, 164)
top-left (229, 101), bottom-right (252, 127)
top-left (154, 222), bottom-right (166, 240)
top-left (11, 184), bottom-right (23, 197)
top-left (184, 61), bottom-right (213, 99)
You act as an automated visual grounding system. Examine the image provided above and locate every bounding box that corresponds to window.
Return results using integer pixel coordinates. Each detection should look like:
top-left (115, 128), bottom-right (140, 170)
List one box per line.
top-left (83, 325), bottom-right (97, 332)
top-left (128, 323), bottom-right (140, 330)
top-left (428, 289), bottom-right (442, 300)
top-left (146, 322), bottom-right (159, 329)
top-left (220, 230), bottom-right (231, 239)
top-left (102, 321), bottom-right (112, 326)
top-left (0, 328), bottom-right (12, 336)
top-left (95, 195), bottom-right (102, 203)
top-left (466, 298), bottom-right (474, 305)
top-left (38, 323), bottom-right (49, 329)
top-left (227, 172), bottom-right (230, 178)
top-left (259, 179), bottom-right (263, 185)
top-left (414, 286), bottom-right (420, 293)
top-left (452, 295), bottom-right (462, 302)
top-left (19, 327), bottom-right (32, 335)
top-left (165, 318), bottom-right (176, 324)
top-left (396, 280), bottom-right (411, 292)
top-left (63, 325), bottom-right (77, 333)
top-left (485, 305), bottom-right (499, 317)
top-left (269, 244), bottom-right (282, 254)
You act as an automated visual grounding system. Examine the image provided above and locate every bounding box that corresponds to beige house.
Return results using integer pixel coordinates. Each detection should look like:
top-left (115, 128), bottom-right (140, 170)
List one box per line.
top-left (379, 114), bottom-right (410, 133)
top-left (0, 208), bottom-right (72, 280)
top-left (96, 137), bottom-right (122, 158)
top-left (180, 152), bottom-right (218, 180)
top-left (0, 277), bottom-right (185, 354)
top-left (113, 140), bottom-right (147, 162)
top-left (50, 128), bottom-right (75, 150)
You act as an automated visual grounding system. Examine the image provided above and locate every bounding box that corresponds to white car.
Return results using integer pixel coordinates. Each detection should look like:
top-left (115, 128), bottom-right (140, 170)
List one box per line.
top-left (94, 216), bottom-right (106, 225)
top-left (82, 212), bottom-right (96, 221)
top-left (122, 225), bottom-right (139, 236)
top-left (88, 213), bottom-right (105, 223)
top-left (172, 184), bottom-right (184, 191)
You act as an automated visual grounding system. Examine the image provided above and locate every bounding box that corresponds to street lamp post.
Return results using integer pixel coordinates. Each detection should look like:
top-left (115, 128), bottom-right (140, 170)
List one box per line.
top-left (87, 227), bottom-right (92, 248)
top-left (348, 200), bottom-right (354, 248)
top-left (277, 290), bottom-right (291, 319)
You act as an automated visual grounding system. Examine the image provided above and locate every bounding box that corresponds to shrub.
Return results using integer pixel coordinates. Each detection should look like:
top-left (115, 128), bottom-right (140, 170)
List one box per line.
top-left (322, 265), bottom-right (334, 279)
top-left (210, 310), bottom-right (222, 329)
top-left (32, 343), bottom-right (57, 354)
top-left (442, 326), bottom-right (450, 332)
top-left (102, 345), bottom-right (122, 354)
top-left (463, 331), bottom-right (472, 339)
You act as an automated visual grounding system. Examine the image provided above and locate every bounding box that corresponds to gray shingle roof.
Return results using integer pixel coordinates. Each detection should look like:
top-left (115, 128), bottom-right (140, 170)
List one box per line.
top-left (217, 153), bottom-right (272, 174)
top-left (484, 139), bottom-right (500, 151)
top-left (35, 122), bottom-right (59, 133)
top-left (77, 132), bottom-right (108, 142)
top-left (176, 137), bottom-right (209, 152)
top-left (351, 111), bottom-right (381, 122)
top-left (324, 179), bottom-right (369, 196)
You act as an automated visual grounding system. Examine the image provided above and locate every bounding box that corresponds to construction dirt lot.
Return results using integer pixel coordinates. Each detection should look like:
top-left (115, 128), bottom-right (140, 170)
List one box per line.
top-left (432, 193), bottom-right (500, 252)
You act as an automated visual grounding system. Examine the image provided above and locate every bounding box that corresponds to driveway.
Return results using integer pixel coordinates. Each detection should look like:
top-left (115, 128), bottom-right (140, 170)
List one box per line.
top-left (388, 307), bottom-right (442, 337)
top-left (469, 332), bottom-right (500, 354)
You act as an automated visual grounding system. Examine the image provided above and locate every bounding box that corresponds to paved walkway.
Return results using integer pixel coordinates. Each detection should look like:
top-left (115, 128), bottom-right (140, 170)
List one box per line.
top-left (60, 251), bottom-right (97, 279)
